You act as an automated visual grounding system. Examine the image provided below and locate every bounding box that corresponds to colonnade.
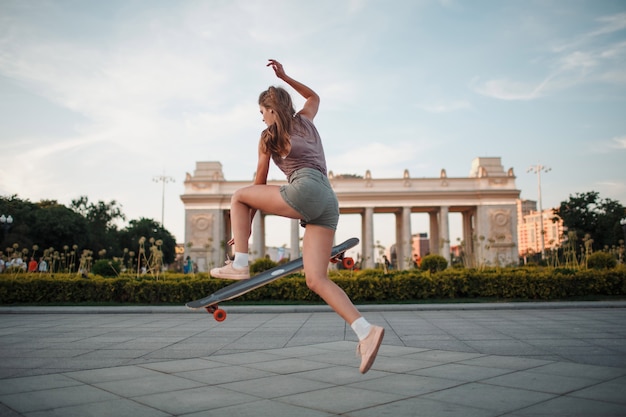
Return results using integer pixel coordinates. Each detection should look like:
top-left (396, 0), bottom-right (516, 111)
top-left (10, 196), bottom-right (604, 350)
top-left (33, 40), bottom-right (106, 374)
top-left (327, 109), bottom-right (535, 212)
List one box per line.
top-left (181, 158), bottom-right (521, 271)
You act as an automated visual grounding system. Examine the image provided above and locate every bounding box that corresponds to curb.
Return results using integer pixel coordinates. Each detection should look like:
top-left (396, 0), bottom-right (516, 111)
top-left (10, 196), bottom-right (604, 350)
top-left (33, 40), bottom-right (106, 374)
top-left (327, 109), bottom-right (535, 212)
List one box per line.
top-left (1, 301), bottom-right (625, 314)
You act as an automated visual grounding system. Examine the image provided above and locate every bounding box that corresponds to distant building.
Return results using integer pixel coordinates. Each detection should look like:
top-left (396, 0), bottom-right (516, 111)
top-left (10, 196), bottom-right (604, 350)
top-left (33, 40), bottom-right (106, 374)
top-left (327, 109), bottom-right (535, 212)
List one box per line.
top-left (517, 199), bottom-right (564, 257)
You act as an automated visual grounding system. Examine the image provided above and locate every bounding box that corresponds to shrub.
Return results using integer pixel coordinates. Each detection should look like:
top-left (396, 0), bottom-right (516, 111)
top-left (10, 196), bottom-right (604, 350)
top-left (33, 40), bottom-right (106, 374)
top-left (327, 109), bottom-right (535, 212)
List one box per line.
top-left (420, 254), bottom-right (448, 273)
top-left (587, 252), bottom-right (617, 270)
top-left (91, 259), bottom-right (122, 277)
top-left (250, 257), bottom-right (278, 274)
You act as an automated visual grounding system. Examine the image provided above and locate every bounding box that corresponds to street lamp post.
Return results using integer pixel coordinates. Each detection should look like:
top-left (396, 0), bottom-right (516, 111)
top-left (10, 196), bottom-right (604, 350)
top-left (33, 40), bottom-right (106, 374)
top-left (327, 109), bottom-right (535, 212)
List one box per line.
top-left (527, 164), bottom-right (551, 260)
top-left (0, 214), bottom-right (14, 241)
top-left (153, 173), bottom-right (175, 228)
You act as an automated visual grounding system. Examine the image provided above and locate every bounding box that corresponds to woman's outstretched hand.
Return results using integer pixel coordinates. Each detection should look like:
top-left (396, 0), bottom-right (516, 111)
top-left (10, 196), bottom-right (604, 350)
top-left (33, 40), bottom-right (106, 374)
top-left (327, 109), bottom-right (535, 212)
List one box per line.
top-left (267, 59), bottom-right (286, 79)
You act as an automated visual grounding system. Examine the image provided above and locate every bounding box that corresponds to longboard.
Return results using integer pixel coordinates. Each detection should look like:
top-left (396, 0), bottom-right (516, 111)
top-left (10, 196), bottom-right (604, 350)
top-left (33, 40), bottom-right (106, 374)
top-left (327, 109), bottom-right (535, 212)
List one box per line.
top-left (186, 237), bottom-right (359, 321)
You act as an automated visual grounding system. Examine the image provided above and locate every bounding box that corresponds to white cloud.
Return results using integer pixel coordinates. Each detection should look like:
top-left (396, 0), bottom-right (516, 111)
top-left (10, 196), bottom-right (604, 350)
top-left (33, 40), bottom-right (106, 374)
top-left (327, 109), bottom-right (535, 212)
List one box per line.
top-left (327, 142), bottom-right (420, 178)
top-left (610, 136), bottom-right (626, 149)
top-left (470, 76), bottom-right (554, 101)
top-left (473, 10), bottom-right (626, 101)
top-left (418, 100), bottom-right (471, 113)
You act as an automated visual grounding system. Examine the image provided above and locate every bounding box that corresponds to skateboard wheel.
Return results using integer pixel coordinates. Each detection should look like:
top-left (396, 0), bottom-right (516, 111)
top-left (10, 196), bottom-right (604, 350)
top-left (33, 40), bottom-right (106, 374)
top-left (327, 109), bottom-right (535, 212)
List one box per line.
top-left (329, 257), bottom-right (339, 264)
top-left (342, 257), bottom-right (355, 269)
top-left (213, 309), bottom-right (227, 322)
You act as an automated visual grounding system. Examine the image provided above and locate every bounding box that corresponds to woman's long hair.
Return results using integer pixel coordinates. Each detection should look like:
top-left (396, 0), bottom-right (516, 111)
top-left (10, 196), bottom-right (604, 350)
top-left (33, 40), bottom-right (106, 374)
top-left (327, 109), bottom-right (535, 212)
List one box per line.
top-left (258, 86), bottom-right (301, 157)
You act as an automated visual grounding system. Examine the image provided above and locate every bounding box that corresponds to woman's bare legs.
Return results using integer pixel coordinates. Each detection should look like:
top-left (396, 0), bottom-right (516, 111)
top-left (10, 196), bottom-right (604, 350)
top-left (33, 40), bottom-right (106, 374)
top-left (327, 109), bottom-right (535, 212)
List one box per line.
top-left (229, 186), bottom-right (382, 372)
top-left (301, 225), bottom-right (361, 324)
top-left (302, 225), bottom-right (383, 374)
top-left (230, 184), bottom-right (301, 254)
top-left (230, 184), bottom-right (361, 323)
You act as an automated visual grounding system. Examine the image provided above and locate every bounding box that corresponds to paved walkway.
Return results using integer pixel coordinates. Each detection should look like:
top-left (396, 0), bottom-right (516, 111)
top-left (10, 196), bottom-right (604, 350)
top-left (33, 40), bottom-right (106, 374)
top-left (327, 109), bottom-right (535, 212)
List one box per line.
top-left (0, 302), bottom-right (625, 416)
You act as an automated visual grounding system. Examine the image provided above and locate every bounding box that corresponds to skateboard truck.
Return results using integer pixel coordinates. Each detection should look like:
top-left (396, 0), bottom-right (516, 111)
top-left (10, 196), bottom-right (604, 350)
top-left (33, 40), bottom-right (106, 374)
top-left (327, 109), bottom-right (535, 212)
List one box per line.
top-left (330, 252), bottom-right (355, 269)
top-left (205, 305), bottom-right (227, 322)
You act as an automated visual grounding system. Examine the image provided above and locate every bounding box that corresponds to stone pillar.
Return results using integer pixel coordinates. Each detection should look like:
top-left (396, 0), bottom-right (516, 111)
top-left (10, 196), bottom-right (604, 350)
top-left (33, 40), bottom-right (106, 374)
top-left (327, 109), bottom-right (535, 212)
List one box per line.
top-left (440, 206), bottom-right (450, 262)
top-left (362, 207), bottom-right (374, 268)
top-left (251, 212), bottom-right (264, 260)
top-left (402, 206), bottom-right (412, 269)
top-left (290, 219), bottom-right (300, 260)
top-left (429, 211), bottom-right (439, 255)
top-left (462, 210), bottom-right (475, 266)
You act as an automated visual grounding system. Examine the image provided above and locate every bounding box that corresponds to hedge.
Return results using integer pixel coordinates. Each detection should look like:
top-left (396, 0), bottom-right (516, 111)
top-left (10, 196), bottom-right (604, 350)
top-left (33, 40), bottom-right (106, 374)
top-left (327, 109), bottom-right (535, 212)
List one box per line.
top-left (0, 267), bottom-right (625, 305)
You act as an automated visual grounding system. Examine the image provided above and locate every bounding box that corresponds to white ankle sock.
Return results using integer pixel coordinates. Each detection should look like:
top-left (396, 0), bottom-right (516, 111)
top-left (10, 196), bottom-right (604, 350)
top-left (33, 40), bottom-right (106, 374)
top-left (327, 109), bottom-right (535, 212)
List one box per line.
top-left (351, 317), bottom-right (372, 341)
top-left (233, 252), bottom-right (249, 269)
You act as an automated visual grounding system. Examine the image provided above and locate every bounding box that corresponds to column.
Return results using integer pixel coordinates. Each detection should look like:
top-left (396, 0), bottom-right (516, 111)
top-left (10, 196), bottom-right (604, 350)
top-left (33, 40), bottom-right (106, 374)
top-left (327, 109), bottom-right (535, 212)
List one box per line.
top-left (362, 207), bottom-right (374, 268)
top-left (402, 206), bottom-right (412, 269)
top-left (462, 210), bottom-right (475, 266)
top-left (439, 206), bottom-right (450, 262)
top-left (429, 211), bottom-right (439, 255)
top-left (290, 219), bottom-right (300, 260)
top-left (214, 209), bottom-right (226, 268)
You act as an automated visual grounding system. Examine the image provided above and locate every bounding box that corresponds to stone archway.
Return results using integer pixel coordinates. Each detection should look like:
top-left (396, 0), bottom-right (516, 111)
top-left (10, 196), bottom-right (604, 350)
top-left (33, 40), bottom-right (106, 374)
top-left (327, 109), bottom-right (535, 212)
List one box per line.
top-left (180, 157), bottom-right (520, 271)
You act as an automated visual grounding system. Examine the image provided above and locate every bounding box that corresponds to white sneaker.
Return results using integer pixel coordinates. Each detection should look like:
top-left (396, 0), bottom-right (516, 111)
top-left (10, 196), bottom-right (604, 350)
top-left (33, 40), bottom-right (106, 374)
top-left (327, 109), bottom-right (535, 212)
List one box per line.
top-left (356, 325), bottom-right (384, 373)
top-left (210, 261), bottom-right (250, 280)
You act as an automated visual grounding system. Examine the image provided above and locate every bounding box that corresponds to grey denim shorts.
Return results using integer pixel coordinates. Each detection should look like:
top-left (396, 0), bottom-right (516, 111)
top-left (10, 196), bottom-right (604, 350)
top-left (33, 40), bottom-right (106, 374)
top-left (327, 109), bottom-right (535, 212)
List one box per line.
top-left (280, 168), bottom-right (339, 230)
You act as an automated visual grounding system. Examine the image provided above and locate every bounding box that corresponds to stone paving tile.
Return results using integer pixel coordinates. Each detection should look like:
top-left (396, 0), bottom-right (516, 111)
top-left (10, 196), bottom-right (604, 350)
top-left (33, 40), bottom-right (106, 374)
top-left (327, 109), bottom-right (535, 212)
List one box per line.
top-left (480, 370), bottom-right (602, 395)
top-left (344, 397), bottom-right (502, 417)
top-left (184, 398), bottom-right (335, 417)
top-left (347, 373), bottom-right (465, 396)
top-left (296, 365), bottom-right (392, 385)
top-left (93, 373), bottom-right (205, 397)
top-left (0, 305), bottom-right (625, 416)
top-left (277, 385), bottom-right (406, 415)
top-left (568, 375), bottom-right (626, 405)
top-left (132, 385), bottom-right (259, 415)
top-left (173, 364), bottom-right (276, 385)
top-left (220, 374), bottom-right (334, 398)
top-left (244, 357), bottom-right (335, 374)
top-left (502, 396), bottom-right (626, 417)
top-left (0, 385), bottom-right (120, 414)
top-left (525, 361), bottom-right (626, 380)
top-left (421, 382), bottom-right (557, 414)
top-left (139, 357), bottom-right (226, 373)
top-left (411, 362), bottom-right (515, 382)
top-left (25, 398), bottom-right (171, 417)
top-left (457, 355), bottom-right (553, 371)
top-left (64, 365), bottom-right (164, 384)
top-left (0, 374), bottom-right (82, 396)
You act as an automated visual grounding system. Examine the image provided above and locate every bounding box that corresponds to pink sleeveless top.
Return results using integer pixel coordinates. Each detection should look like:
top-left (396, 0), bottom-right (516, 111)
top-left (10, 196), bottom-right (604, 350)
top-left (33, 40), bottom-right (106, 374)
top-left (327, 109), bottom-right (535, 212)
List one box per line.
top-left (271, 115), bottom-right (327, 181)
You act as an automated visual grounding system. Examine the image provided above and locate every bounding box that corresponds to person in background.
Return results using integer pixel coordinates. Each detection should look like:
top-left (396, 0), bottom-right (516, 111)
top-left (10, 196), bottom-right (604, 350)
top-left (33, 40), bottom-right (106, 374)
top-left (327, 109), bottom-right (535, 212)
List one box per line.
top-left (38, 257), bottom-right (48, 273)
top-left (28, 257), bottom-right (38, 273)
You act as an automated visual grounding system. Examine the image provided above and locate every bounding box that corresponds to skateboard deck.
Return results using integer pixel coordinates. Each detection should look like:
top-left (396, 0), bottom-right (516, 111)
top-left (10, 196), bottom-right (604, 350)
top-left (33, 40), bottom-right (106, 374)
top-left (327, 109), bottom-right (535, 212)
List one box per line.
top-left (186, 237), bottom-right (359, 321)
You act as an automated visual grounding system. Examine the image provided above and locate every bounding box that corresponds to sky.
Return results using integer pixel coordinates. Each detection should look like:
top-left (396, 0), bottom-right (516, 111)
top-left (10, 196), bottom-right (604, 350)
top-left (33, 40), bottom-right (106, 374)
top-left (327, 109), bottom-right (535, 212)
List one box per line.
top-left (1, 0), bottom-right (625, 256)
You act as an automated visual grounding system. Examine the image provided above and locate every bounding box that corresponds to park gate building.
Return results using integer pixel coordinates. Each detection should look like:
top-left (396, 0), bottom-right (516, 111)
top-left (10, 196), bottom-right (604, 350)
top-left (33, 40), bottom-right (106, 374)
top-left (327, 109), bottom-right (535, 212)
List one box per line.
top-left (180, 157), bottom-right (521, 271)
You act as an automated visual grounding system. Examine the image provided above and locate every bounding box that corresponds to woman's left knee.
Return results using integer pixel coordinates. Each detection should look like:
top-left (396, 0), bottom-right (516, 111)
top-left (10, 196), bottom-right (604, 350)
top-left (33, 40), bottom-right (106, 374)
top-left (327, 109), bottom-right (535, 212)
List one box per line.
top-left (305, 274), bottom-right (324, 293)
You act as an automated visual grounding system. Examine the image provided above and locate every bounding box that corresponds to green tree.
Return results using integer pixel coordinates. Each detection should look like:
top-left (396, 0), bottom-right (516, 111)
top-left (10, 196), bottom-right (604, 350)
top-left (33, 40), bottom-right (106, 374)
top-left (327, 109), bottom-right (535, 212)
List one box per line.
top-left (553, 191), bottom-right (625, 252)
top-left (0, 195), bottom-right (37, 249)
top-left (70, 196), bottom-right (125, 256)
top-left (118, 218), bottom-right (176, 264)
top-left (31, 200), bottom-right (88, 251)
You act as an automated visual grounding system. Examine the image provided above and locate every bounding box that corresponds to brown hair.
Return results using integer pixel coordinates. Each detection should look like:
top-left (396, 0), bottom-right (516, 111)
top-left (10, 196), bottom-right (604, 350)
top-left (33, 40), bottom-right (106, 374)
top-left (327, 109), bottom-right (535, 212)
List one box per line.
top-left (258, 86), bottom-right (301, 157)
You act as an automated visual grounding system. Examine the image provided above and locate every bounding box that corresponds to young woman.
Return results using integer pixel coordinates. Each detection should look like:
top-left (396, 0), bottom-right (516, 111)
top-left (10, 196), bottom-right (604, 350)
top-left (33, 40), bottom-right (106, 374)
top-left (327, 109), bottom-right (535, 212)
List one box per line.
top-left (211, 59), bottom-right (384, 373)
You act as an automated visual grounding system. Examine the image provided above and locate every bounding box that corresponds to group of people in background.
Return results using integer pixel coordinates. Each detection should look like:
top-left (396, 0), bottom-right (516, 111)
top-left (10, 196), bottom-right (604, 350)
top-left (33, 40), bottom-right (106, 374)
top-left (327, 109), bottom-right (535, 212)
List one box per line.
top-left (0, 256), bottom-right (48, 273)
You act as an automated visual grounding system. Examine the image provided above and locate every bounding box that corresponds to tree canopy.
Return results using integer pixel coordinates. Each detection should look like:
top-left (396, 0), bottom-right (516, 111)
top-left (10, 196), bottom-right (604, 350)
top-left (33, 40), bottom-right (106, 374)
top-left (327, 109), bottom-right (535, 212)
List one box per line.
top-left (1, 195), bottom-right (176, 267)
top-left (553, 191), bottom-right (625, 251)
